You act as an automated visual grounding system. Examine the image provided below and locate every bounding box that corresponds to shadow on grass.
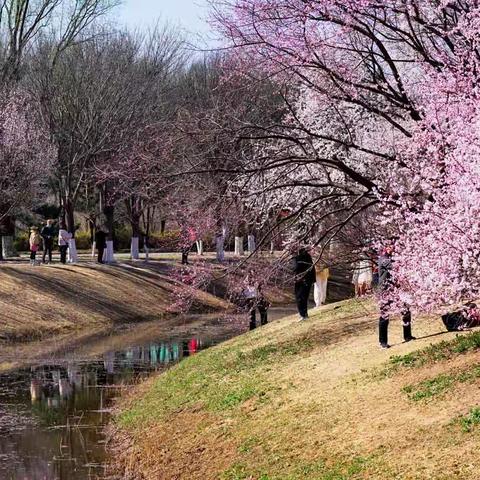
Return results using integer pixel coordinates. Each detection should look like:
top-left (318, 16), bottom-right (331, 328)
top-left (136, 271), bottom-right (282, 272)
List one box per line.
top-left (2, 266), bottom-right (161, 325)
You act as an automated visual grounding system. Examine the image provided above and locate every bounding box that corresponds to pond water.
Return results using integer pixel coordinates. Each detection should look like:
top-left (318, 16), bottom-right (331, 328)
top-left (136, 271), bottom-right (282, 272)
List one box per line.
top-left (0, 306), bottom-right (296, 480)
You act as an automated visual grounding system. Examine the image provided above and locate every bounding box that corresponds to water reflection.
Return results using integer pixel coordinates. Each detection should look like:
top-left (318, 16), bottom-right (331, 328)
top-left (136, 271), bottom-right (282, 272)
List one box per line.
top-left (0, 336), bottom-right (208, 480)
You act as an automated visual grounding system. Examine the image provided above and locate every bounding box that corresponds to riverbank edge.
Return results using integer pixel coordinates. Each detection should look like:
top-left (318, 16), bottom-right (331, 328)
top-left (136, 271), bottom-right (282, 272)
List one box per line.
top-left (108, 299), bottom-right (480, 480)
top-left (107, 300), bottom-right (367, 479)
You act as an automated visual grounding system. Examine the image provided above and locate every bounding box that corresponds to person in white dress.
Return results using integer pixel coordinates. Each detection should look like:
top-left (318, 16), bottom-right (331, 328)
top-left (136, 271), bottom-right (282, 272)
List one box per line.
top-left (352, 258), bottom-right (373, 297)
top-left (314, 264), bottom-right (330, 307)
top-left (58, 223), bottom-right (72, 264)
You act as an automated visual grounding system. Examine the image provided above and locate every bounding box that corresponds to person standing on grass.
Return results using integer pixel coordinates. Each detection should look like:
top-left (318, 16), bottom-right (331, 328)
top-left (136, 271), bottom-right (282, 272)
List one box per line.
top-left (314, 263), bottom-right (330, 307)
top-left (29, 227), bottom-right (42, 266)
top-left (95, 227), bottom-right (107, 264)
top-left (40, 219), bottom-right (55, 264)
top-left (352, 257), bottom-right (373, 297)
top-left (58, 223), bottom-right (71, 265)
top-left (378, 244), bottom-right (416, 349)
top-left (243, 272), bottom-right (269, 330)
top-left (292, 247), bottom-right (316, 321)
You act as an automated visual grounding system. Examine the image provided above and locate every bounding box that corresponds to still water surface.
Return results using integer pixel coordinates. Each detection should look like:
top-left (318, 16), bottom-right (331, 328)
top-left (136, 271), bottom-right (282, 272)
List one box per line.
top-left (0, 307), bottom-right (295, 480)
top-left (0, 325), bottom-right (233, 479)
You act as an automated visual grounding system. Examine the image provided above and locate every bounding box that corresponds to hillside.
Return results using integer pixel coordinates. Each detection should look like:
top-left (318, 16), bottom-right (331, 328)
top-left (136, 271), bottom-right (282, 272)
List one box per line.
top-left (112, 299), bottom-right (480, 480)
top-left (0, 262), bottom-right (229, 342)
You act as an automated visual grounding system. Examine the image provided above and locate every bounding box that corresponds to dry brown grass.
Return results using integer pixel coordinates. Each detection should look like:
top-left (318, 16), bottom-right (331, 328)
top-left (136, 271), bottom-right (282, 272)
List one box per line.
top-left (0, 262), bottom-right (229, 343)
top-left (112, 299), bottom-right (480, 480)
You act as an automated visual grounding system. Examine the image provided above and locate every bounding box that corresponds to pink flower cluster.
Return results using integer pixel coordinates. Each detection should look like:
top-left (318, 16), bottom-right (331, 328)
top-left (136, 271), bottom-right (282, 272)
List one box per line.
top-left (211, 0), bottom-right (480, 311)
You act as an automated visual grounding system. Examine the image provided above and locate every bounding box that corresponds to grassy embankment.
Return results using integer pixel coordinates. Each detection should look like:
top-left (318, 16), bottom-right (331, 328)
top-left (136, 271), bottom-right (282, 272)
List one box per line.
top-left (0, 262), bottom-right (228, 342)
top-left (113, 299), bottom-right (480, 480)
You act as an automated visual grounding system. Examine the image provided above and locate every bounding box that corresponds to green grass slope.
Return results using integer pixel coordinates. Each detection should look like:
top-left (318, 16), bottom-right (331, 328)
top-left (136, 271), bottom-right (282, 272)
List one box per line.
top-left (112, 299), bottom-right (480, 480)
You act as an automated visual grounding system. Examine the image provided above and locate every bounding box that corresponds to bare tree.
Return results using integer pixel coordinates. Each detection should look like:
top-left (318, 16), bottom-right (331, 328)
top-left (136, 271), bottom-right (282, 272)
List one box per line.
top-left (171, 54), bottom-right (284, 259)
top-left (29, 25), bottom-right (186, 261)
top-left (0, 0), bottom-right (117, 257)
top-left (97, 26), bottom-right (187, 259)
top-left (0, 0), bottom-right (119, 83)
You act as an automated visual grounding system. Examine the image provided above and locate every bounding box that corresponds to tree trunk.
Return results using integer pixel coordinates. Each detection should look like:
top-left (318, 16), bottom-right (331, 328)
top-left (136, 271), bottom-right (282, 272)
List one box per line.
top-left (88, 216), bottom-right (95, 258)
top-left (142, 206), bottom-right (153, 259)
top-left (196, 240), bottom-right (204, 255)
top-left (68, 238), bottom-right (78, 263)
top-left (2, 236), bottom-right (15, 258)
top-left (160, 219), bottom-right (166, 234)
top-left (216, 235), bottom-right (225, 261)
top-left (62, 198), bottom-right (78, 263)
top-left (216, 224), bottom-right (227, 262)
top-left (131, 236), bottom-right (140, 260)
top-left (64, 200), bottom-right (75, 236)
top-left (234, 236), bottom-right (244, 256)
top-left (144, 237), bottom-right (150, 263)
top-left (247, 234), bottom-right (256, 253)
top-left (104, 205), bottom-right (116, 264)
top-left (1, 216), bottom-right (17, 258)
top-left (130, 214), bottom-right (141, 260)
top-left (105, 240), bottom-right (115, 264)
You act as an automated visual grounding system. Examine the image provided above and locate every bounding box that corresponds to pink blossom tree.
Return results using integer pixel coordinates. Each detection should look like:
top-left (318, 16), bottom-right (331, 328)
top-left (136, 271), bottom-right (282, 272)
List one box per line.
top-left (209, 0), bottom-right (480, 310)
top-left (0, 89), bottom-right (55, 258)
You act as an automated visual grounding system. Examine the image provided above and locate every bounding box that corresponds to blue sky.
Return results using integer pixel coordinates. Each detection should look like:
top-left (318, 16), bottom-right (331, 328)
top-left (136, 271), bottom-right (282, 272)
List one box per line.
top-left (118, 0), bottom-right (212, 41)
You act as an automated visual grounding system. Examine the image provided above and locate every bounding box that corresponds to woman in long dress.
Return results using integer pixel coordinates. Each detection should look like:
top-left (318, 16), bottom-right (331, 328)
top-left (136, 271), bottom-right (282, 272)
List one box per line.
top-left (352, 259), bottom-right (373, 297)
top-left (314, 264), bottom-right (330, 307)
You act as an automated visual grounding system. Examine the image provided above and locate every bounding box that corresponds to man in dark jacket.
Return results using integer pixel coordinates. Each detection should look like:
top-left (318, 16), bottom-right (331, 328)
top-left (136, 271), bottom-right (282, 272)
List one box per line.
top-left (378, 245), bottom-right (415, 348)
top-left (41, 219), bottom-right (55, 264)
top-left (293, 247), bottom-right (316, 321)
top-left (95, 227), bottom-right (107, 264)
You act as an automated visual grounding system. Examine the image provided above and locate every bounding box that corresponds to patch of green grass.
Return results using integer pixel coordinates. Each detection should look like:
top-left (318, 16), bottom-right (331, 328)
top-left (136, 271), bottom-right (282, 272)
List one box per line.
top-left (403, 374), bottom-right (454, 401)
top-left (403, 363), bottom-right (480, 402)
top-left (238, 436), bottom-right (259, 454)
top-left (221, 456), bottom-right (371, 480)
top-left (459, 407), bottom-right (480, 432)
top-left (221, 463), bottom-right (251, 480)
top-left (457, 364), bottom-right (480, 382)
top-left (218, 384), bottom-right (259, 409)
top-left (118, 331), bottom-right (316, 430)
top-left (387, 331), bottom-right (480, 373)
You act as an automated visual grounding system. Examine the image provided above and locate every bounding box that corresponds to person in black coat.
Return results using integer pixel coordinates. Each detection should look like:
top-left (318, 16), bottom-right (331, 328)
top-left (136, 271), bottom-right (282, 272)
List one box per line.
top-left (378, 245), bottom-right (415, 348)
top-left (40, 219), bottom-right (55, 264)
top-left (95, 227), bottom-right (107, 264)
top-left (292, 247), bottom-right (316, 321)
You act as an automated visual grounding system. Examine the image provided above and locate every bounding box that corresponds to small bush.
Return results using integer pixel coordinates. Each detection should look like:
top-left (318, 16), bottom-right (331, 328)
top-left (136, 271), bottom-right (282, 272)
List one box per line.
top-left (149, 231), bottom-right (181, 252)
top-left (14, 231), bottom-right (30, 252)
top-left (74, 231), bottom-right (92, 250)
top-left (460, 407), bottom-right (480, 432)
